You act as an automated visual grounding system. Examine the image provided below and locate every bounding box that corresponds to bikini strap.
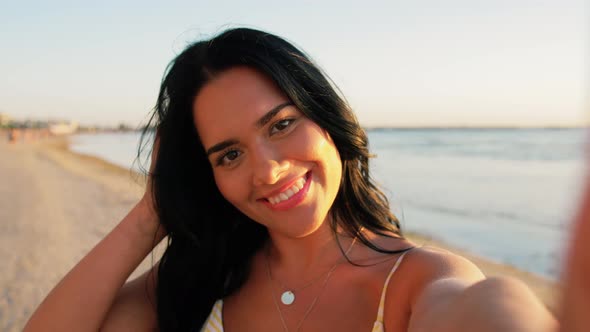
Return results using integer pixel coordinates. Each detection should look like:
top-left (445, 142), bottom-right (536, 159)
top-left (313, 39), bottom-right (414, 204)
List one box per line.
top-left (374, 249), bottom-right (411, 324)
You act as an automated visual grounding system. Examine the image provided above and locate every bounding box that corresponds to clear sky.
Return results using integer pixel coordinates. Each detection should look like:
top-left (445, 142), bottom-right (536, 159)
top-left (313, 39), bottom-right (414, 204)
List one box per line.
top-left (1, 0), bottom-right (587, 127)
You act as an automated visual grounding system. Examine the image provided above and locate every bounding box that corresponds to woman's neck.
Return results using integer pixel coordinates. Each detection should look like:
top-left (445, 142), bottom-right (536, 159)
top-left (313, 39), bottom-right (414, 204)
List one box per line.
top-left (265, 222), bottom-right (357, 278)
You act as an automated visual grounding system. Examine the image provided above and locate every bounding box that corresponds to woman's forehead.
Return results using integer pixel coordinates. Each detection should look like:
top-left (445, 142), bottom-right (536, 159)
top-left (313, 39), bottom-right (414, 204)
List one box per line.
top-left (192, 67), bottom-right (290, 144)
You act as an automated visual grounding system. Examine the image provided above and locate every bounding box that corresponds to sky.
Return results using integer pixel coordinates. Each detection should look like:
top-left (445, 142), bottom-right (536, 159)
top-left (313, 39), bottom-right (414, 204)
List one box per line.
top-left (0, 0), bottom-right (587, 128)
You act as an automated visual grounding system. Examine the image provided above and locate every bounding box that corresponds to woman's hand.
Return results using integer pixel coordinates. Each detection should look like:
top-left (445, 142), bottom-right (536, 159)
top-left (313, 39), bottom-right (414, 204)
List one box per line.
top-left (559, 171), bottom-right (590, 332)
top-left (136, 133), bottom-right (166, 241)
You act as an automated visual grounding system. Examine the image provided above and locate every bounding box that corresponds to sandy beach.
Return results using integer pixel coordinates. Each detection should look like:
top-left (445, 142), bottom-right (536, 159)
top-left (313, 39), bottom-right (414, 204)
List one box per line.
top-left (0, 136), bottom-right (559, 331)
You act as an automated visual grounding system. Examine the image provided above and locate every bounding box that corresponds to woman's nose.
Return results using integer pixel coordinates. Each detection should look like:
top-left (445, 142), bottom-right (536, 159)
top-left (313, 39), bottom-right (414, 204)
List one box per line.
top-left (251, 144), bottom-right (289, 186)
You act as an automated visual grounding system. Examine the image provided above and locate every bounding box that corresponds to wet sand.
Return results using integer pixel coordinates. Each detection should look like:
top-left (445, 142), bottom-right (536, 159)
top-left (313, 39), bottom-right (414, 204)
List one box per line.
top-left (0, 137), bottom-right (558, 331)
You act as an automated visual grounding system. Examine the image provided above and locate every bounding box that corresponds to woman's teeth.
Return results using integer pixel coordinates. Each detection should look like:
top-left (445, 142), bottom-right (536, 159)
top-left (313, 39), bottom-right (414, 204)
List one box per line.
top-left (268, 177), bottom-right (306, 205)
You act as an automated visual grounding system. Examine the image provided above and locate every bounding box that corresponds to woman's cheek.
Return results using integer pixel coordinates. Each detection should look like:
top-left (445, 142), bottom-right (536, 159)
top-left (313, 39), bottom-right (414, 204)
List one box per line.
top-left (290, 125), bottom-right (321, 157)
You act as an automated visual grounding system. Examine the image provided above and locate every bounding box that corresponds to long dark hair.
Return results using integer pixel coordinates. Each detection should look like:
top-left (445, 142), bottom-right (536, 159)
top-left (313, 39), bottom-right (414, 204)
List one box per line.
top-left (140, 27), bottom-right (405, 331)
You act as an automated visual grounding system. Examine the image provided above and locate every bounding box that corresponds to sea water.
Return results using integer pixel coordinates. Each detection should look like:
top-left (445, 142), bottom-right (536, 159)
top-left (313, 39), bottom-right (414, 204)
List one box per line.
top-left (70, 132), bottom-right (150, 173)
top-left (368, 129), bottom-right (586, 279)
top-left (70, 129), bottom-right (587, 279)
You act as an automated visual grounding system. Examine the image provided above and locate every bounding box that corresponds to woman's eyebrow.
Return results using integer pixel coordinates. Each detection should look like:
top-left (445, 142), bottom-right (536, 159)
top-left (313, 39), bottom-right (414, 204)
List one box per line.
top-left (255, 101), bottom-right (294, 128)
top-left (206, 101), bottom-right (294, 157)
top-left (206, 139), bottom-right (239, 157)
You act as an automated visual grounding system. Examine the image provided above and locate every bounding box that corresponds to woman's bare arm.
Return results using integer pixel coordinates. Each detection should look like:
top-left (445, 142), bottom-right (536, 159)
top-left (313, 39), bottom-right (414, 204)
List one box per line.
top-left (100, 260), bottom-right (160, 331)
top-left (23, 201), bottom-right (166, 332)
top-left (407, 250), bottom-right (557, 332)
top-left (559, 171), bottom-right (590, 332)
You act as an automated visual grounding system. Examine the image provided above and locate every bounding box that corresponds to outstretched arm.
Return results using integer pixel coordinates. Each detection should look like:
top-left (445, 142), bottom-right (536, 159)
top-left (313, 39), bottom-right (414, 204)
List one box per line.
top-left (407, 250), bottom-right (557, 332)
top-left (559, 171), bottom-right (590, 332)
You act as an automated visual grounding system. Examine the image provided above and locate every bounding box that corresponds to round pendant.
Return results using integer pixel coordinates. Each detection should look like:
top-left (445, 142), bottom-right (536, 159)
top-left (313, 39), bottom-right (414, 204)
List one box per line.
top-left (281, 291), bottom-right (295, 305)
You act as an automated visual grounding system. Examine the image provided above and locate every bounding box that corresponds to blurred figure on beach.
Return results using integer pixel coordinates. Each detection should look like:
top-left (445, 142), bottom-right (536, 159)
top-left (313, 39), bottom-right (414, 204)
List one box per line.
top-left (7, 128), bottom-right (19, 143)
top-left (5, 128), bottom-right (60, 144)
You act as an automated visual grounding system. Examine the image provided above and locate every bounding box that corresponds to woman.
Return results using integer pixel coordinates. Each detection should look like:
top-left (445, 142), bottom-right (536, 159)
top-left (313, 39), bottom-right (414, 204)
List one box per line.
top-left (25, 27), bottom-right (557, 331)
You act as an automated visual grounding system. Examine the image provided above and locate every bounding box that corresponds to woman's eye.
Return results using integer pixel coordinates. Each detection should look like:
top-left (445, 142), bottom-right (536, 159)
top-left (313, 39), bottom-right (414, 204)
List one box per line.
top-left (217, 149), bottom-right (242, 166)
top-left (270, 119), bottom-right (295, 135)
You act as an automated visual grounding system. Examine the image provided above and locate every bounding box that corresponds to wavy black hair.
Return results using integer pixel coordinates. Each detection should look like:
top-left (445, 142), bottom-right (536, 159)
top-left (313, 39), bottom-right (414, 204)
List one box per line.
top-left (140, 27), bottom-right (406, 331)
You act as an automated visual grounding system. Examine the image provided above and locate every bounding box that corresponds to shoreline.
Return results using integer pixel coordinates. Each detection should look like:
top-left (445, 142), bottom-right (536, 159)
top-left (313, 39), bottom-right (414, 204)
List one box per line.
top-left (0, 136), bottom-right (558, 330)
top-left (49, 136), bottom-right (559, 311)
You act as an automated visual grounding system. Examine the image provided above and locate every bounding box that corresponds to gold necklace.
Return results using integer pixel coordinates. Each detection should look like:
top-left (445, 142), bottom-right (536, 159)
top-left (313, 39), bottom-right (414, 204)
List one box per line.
top-left (265, 237), bottom-right (358, 332)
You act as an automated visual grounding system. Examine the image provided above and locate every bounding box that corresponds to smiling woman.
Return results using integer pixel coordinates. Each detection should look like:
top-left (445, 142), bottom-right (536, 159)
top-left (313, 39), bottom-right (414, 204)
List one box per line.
top-left (24, 27), bottom-right (560, 332)
top-left (194, 67), bottom-right (344, 238)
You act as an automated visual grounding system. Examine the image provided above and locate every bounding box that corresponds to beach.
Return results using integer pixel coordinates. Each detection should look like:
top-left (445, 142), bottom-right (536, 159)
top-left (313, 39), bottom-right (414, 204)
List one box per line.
top-left (0, 136), bottom-right (559, 331)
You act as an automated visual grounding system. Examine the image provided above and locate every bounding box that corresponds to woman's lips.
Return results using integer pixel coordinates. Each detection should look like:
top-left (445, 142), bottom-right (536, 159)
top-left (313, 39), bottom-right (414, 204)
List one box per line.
top-left (261, 171), bottom-right (311, 211)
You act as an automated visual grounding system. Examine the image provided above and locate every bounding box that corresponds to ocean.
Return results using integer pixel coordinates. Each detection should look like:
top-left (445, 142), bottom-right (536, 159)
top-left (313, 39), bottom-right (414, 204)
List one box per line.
top-left (70, 128), bottom-right (587, 280)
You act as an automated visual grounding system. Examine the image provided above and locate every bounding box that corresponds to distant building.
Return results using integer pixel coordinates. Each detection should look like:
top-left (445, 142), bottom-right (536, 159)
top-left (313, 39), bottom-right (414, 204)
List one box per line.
top-left (48, 121), bottom-right (79, 135)
top-left (0, 113), bottom-right (10, 126)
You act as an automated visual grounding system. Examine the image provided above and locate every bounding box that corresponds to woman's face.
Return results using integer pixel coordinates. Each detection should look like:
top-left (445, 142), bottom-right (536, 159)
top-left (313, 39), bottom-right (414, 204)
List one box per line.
top-left (193, 67), bottom-right (342, 238)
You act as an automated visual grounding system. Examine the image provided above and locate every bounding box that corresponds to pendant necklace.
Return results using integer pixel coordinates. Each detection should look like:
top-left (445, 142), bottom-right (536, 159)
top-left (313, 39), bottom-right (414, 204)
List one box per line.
top-left (265, 236), bottom-right (358, 331)
top-left (266, 236), bottom-right (358, 306)
top-left (274, 267), bottom-right (329, 305)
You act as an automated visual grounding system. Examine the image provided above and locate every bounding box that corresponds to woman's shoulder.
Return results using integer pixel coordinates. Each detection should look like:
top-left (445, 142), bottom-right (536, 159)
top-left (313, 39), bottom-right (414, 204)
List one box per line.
top-left (352, 235), bottom-right (487, 330)
top-left (361, 234), bottom-right (485, 285)
top-left (354, 233), bottom-right (485, 288)
top-left (403, 245), bottom-right (485, 282)
top-left (383, 244), bottom-right (486, 305)
top-left (384, 244), bottom-right (555, 331)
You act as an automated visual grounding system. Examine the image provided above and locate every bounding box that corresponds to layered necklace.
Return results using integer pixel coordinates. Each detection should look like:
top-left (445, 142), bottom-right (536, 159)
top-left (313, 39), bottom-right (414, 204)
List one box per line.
top-left (265, 237), bottom-right (358, 332)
